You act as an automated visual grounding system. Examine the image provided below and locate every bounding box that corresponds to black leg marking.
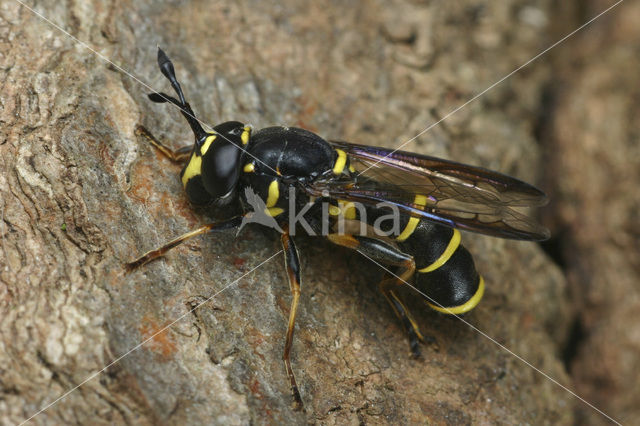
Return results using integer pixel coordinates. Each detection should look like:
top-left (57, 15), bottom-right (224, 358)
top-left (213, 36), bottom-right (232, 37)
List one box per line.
top-left (280, 228), bottom-right (305, 410)
top-left (380, 280), bottom-right (425, 358)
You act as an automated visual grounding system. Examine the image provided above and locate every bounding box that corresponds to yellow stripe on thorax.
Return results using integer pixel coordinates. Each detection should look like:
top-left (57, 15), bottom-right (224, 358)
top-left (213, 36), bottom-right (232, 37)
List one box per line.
top-left (266, 180), bottom-right (279, 207)
top-left (265, 179), bottom-right (284, 217)
top-left (241, 126), bottom-right (251, 145)
top-left (426, 276), bottom-right (485, 315)
top-left (396, 194), bottom-right (428, 242)
top-left (333, 149), bottom-right (347, 175)
top-left (266, 207), bottom-right (284, 217)
top-left (418, 229), bottom-right (461, 273)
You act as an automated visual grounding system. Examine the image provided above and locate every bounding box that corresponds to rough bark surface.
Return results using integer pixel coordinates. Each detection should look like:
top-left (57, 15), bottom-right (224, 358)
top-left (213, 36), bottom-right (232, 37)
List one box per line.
top-left (4, 0), bottom-right (630, 424)
top-left (543, 2), bottom-right (640, 425)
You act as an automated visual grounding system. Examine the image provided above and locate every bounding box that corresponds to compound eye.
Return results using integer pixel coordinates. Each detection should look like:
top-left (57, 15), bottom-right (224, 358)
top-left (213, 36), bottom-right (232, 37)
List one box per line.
top-left (200, 138), bottom-right (242, 199)
top-left (228, 127), bottom-right (243, 136)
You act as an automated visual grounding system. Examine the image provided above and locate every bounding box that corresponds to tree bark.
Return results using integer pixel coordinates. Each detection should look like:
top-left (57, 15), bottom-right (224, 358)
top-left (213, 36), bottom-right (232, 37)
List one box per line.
top-left (1, 0), bottom-right (608, 424)
top-left (543, 2), bottom-right (640, 424)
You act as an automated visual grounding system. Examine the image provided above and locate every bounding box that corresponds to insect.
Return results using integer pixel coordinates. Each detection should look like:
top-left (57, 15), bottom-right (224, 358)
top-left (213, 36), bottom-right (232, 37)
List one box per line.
top-left (127, 48), bottom-right (549, 409)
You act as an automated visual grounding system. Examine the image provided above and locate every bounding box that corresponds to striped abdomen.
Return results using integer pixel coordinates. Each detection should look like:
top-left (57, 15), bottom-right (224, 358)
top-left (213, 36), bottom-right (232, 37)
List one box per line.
top-left (396, 219), bottom-right (484, 314)
top-left (356, 204), bottom-right (485, 314)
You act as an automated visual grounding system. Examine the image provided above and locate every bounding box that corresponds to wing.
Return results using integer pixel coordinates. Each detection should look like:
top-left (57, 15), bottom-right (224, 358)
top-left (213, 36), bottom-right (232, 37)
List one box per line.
top-left (303, 140), bottom-right (550, 241)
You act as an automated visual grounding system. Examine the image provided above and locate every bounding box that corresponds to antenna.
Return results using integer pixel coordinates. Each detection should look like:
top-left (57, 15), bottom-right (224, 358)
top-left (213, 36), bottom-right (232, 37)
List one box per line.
top-left (148, 47), bottom-right (207, 142)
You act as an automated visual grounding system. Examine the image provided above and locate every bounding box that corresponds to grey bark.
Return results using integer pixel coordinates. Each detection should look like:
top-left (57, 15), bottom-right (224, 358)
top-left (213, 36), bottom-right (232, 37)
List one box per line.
top-left (3, 0), bottom-right (632, 424)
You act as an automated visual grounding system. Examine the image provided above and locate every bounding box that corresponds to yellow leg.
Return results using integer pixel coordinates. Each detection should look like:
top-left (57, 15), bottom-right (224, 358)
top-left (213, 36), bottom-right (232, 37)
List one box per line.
top-left (125, 216), bottom-right (245, 272)
top-left (326, 234), bottom-right (427, 357)
top-left (280, 228), bottom-right (304, 410)
top-left (135, 125), bottom-right (193, 163)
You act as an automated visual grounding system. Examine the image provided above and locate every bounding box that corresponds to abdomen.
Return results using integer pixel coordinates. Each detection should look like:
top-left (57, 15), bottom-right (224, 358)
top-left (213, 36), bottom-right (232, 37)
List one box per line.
top-left (397, 220), bottom-right (484, 314)
top-left (351, 205), bottom-right (485, 314)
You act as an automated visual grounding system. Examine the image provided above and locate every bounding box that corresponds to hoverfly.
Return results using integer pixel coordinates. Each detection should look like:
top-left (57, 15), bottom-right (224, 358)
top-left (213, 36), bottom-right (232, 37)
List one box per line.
top-left (127, 48), bottom-right (549, 409)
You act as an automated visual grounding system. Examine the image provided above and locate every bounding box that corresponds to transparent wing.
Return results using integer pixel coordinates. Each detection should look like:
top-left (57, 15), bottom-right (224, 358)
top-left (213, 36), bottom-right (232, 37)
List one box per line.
top-left (303, 140), bottom-right (549, 241)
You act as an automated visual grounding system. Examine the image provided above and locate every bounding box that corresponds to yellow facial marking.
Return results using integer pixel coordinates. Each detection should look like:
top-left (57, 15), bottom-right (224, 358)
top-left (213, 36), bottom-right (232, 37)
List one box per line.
top-left (243, 163), bottom-right (255, 173)
top-left (418, 229), bottom-right (461, 273)
top-left (181, 134), bottom-right (217, 188)
top-left (329, 205), bottom-right (341, 216)
top-left (200, 134), bottom-right (217, 156)
top-left (181, 153), bottom-right (202, 188)
top-left (266, 180), bottom-right (279, 208)
top-left (333, 149), bottom-right (347, 175)
top-left (427, 276), bottom-right (485, 315)
top-left (396, 194), bottom-right (428, 242)
top-left (241, 126), bottom-right (251, 146)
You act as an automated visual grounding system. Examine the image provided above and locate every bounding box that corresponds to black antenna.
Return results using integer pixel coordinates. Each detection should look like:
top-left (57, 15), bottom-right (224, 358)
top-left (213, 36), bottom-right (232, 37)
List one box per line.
top-left (157, 48), bottom-right (186, 105)
top-left (149, 48), bottom-right (207, 142)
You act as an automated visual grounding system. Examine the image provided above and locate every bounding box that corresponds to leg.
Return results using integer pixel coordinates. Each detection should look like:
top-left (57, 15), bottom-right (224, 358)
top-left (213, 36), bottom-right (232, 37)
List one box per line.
top-left (125, 215), bottom-right (245, 272)
top-left (280, 228), bottom-right (304, 410)
top-left (135, 125), bottom-right (193, 163)
top-left (327, 234), bottom-right (427, 357)
top-left (379, 275), bottom-right (427, 358)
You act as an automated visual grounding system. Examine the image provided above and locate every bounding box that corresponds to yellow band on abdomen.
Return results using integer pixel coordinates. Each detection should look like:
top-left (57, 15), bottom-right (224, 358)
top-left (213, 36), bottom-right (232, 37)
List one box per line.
top-left (396, 195), bottom-right (428, 242)
top-left (418, 229), bottom-right (461, 273)
top-left (426, 275), bottom-right (485, 315)
top-left (396, 217), bottom-right (419, 242)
